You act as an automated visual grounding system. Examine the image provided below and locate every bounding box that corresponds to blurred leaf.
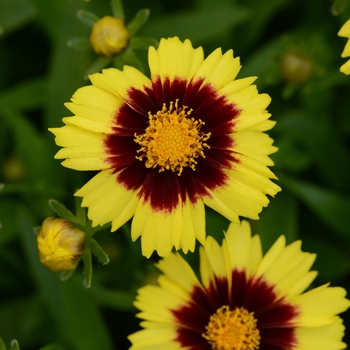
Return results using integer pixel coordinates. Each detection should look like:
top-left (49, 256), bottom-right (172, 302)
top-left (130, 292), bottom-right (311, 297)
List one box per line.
top-left (67, 37), bottom-right (90, 51)
top-left (282, 176), bottom-right (350, 240)
top-left (82, 248), bottom-right (93, 288)
top-left (127, 9), bottom-right (150, 36)
top-left (38, 345), bottom-right (65, 350)
top-left (0, 338), bottom-right (7, 350)
top-left (111, 0), bottom-right (125, 19)
top-left (331, 0), bottom-right (349, 15)
top-left (84, 57), bottom-right (111, 80)
top-left (117, 46), bottom-right (144, 72)
top-left (9, 341), bottom-right (19, 350)
top-left (0, 78), bottom-right (46, 111)
top-left (88, 238), bottom-right (109, 264)
top-left (75, 196), bottom-right (87, 227)
top-left (205, 207), bottom-right (230, 244)
top-left (275, 111), bottom-right (350, 189)
top-left (48, 199), bottom-right (76, 222)
top-left (88, 284), bottom-right (136, 312)
top-left (272, 136), bottom-right (312, 172)
top-left (0, 110), bottom-right (55, 191)
top-left (18, 210), bottom-right (114, 350)
top-left (239, 35), bottom-right (285, 87)
top-left (0, 0), bottom-right (35, 37)
top-left (253, 189), bottom-right (298, 252)
top-left (302, 235), bottom-right (350, 283)
top-left (141, 5), bottom-right (248, 44)
top-left (76, 10), bottom-right (99, 28)
top-left (60, 269), bottom-right (75, 282)
top-left (0, 201), bottom-right (18, 245)
top-left (238, 0), bottom-right (293, 46)
top-left (129, 36), bottom-right (157, 50)
top-left (45, 2), bottom-right (92, 128)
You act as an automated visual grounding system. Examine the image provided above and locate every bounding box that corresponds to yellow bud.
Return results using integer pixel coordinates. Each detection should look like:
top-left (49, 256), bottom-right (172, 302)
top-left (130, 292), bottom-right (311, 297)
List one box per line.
top-left (280, 51), bottom-right (313, 83)
top-left (37, 217), bottom-right (85, 272)
top-left (89, 16), bottom-right (130, 57)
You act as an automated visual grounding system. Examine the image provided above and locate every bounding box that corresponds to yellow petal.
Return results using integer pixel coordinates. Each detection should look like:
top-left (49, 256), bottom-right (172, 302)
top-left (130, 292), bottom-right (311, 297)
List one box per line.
top-left (75, 169), bottom-right (138, 229)
top-left (149, 37), bottom-right (204, 82)
top-left (294, 284), bottom-right (350, 327)
top-left (224, 221), bottom-right (263, 279)
top-left (156, 253), bottom-right (202, 294)
top-left (200, 236), bottom-right (227, 288)
top-left (132, 199), bottom-right (183, 258)
top-left (295, 317), bottom-right (347, 350)
top-left (193, 48), bottom-right (241, 91)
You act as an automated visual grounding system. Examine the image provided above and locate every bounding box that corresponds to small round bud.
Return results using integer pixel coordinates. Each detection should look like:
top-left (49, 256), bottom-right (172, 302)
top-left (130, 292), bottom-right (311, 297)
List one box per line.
top-left (89, 16), bottom-right (130, 57)
top-left (2, 155), bottom-right (26, 181)
top-left (280, 51), bottom-right (313, 83)
top-left (37, 217), bottom-right (85, 272)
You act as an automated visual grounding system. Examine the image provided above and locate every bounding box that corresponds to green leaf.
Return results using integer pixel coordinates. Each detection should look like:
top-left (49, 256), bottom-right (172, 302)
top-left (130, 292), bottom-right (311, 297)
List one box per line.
top-left (38, 345), bottom-right (65, 350)
top-left (127, 9), bottom-right (150, 35)
top-left (0, 338), bottom-right (7, 350)
top-left (129, 36), bottom-right (158, 50)
top-left (117, 47), bottom-right (144, 72)
top-left (60, 269), bottom-right (75, 282)
top-left (82, 248), bottom-right (92, 288)
top-left (48, 199), bottom-right (76, 222)
top-left (75, 196), bottom-right (86, 228)
top-left (84, 57), bottom-right (112, 80)
top-left (88, 284), bottom-right (136, 312)
top-left (252, 189), bottom-right (298, 252)
top-left (0, 78), bottom-right (46, 111)
top-left (141, 5), bottom-right (248, 45)
top-left (281, 176), bottom-right (350, 240)
top-left (88, 238), bottom-right (109, 264)
top-left (111, 0), bottom-right (125, 19)
top-left (76, 10), bottom-right (99, 27)
top-left (0, 0), bottom-right (35, 37)
top-left (67, 37), bottom-right (91, 51)
top-left (9, 341), bottom-right (19, 350)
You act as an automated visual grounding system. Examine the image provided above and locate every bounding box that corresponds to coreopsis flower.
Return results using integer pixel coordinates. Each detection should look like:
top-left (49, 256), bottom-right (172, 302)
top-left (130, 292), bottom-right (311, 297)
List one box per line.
top-left (37, 217), bottom-right (85, 272)
top-left (50, 37), bottom-right (280, 258)
top-left (90, 16), bottom-right (130, 57)
top-left (128, 221), bottom-right (350, 350)
top-left (338, 19), bottom-right (350, 75)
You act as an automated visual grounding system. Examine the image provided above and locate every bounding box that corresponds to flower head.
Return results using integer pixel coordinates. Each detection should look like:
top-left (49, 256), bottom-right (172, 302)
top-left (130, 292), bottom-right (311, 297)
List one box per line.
top-left (37, 217), bottom-right (85, 272)
top-left (89, 16), bottom-right (130, 57)
top-left (128, 221), bottom-right (350, 350)
top-left (338, 19), bottom-right (350, 75)
top-left (50, 37), bottom-right (280, 257)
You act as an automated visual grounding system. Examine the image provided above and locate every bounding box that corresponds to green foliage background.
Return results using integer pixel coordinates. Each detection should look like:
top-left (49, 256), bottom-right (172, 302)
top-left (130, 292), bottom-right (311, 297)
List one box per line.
top-left (0, 0), bottom-right (350, 349)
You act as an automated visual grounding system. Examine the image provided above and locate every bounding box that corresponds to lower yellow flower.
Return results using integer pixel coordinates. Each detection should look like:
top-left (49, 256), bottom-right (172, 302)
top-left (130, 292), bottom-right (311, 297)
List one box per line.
top-left (128, 221), bottom-right (350, 350)
top-left (37, 217), bottom-right (85, 272)
top-left (338, 19), bottom-right (350, 75)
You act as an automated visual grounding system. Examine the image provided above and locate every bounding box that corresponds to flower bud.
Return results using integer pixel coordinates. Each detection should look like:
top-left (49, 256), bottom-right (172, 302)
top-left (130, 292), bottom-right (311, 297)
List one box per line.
top-left (89, 16), bottom-right (130, 57)
top-left (280, 51), bottom-right (313, 83)
top-left (37, 217), bottom-right (85, 272)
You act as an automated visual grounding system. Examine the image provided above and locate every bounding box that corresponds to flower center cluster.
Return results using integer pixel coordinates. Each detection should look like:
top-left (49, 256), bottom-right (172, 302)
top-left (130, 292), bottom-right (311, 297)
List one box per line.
top-left (134, 101), bottom-right (210, 175)
top-left (203, 305), bottom-right (260, 350)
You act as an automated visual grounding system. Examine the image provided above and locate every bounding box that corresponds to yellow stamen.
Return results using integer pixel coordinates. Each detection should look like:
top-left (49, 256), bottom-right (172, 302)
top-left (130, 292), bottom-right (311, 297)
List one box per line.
top-left (134, 101), bottom-right (210, 175)
top-left (203, 305), bottom-right (260, 350)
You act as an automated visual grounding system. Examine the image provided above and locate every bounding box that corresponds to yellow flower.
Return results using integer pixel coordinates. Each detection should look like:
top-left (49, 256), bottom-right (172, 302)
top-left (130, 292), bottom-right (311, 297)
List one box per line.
top-left (37, 217), bottom-right (85, 272)
top-left (128, 221), bottom-right (350, 350)
top-left (89, 16), bottom-right (130, 57)
top-left (338, 19), bottom-right (350, 75)
top-left (50, 37), bottom-right (280, 258)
